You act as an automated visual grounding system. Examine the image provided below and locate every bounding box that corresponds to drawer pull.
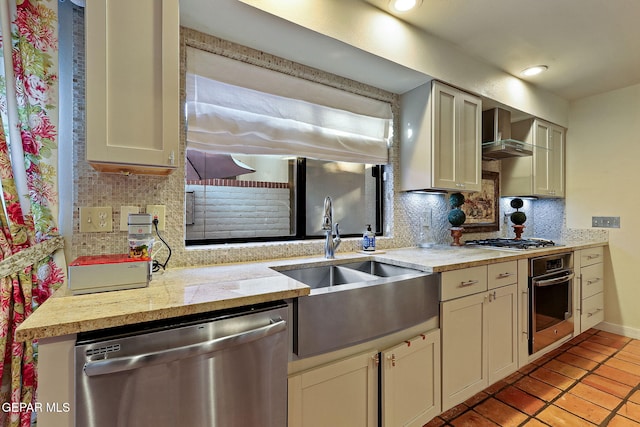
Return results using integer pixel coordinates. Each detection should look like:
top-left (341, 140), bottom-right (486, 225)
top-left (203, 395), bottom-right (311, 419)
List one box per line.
top-left (460, 280), bottom-right (479, 287)
top-left (586, 278), bottom-right (602, 285)
top-left (586, 254), bottom-right (601, 260)
top-left (497, 272), bottom-right (515, 279)
top-left (587, 308), bottom-right (603, 317)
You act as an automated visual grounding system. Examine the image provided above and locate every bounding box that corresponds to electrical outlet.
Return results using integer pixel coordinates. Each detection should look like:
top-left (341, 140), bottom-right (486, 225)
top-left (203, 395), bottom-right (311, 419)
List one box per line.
top-left (146, 205), bottom-right (166, 231)
top-left (79, 207), bottom-right (113, 232)
top-left (120, 206), bottom-right (140, 231)
top-left (423, 209), bottom-right (432, 228)
top-left (592, 216), bottom-right (620, 228)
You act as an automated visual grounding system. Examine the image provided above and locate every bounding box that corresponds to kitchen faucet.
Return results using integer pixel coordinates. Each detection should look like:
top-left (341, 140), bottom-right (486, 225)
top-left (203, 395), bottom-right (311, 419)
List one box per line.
top-left (322, 196), bottom-right (341, 259)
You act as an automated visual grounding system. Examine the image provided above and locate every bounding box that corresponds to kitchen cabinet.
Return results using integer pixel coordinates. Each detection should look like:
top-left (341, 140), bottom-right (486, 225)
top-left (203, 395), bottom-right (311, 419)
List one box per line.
top-left (502, 118), bottom-right (565, 197)
top-left (576, 247), bottom-right (605, 332)
top-left (381, 330), bottom-right (441, 427)
top-left (288, 329), bottom-right (441, 427)
top-left (288, 351), bottom-right (379, 427)
top-left (85, 0), bottom-right (179, 175)
top-left (441, 263), bottom-right (518, 410)
top-left (400, 81), bottom-right (482, 192)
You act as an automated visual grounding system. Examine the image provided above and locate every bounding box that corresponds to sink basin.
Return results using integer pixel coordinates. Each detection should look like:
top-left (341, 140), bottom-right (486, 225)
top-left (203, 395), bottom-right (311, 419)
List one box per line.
top-left (272, 259), bottom-right (439, 358)
top-left (277, 265), bottom-right (378, 289)
top-left (340, 260), bottom-right (423, 277)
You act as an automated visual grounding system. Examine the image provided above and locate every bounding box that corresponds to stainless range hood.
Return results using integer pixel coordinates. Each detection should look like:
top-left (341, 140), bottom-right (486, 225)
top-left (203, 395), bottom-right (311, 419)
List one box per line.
top-left (482, 108), bottom-right (533, 159)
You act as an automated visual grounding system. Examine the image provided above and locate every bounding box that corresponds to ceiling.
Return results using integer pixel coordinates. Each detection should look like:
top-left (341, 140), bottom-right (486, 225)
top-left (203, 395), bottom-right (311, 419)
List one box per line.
top-left (364, 0), bottom-right (640, 101)
top-left (180, 0), bottom-right (640, 102)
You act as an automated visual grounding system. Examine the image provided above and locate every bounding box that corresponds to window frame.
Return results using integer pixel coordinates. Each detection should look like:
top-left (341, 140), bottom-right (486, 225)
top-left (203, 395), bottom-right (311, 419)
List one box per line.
top-left (185, 159), bottom-right (384, 246)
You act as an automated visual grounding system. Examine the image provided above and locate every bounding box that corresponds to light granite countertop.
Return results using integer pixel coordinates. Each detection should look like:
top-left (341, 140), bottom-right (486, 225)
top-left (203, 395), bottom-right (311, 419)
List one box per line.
top-left (16, 240), bottom-right (607, 342)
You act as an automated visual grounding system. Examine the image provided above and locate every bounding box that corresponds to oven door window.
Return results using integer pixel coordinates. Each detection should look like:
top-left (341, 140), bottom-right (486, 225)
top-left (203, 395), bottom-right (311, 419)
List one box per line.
top-left (533, 279), bottom-right (571, 331)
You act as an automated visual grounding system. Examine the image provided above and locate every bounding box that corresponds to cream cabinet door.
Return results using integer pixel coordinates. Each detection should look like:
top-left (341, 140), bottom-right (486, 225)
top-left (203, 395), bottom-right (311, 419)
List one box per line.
top-left (487, 284), bottom-right (518, 383)
top-left (441, 292), bottom-right (487, 410)
top-left (381, 330), bottom-right (441, 427)
top-left (288, 351), bottom-right (378, 427)
top-left (533, 121), bottom-right (565, 197)
top-left (432, 82), bottom-right (481, 192)
top-left (86, 0), bottom-right (179, 175)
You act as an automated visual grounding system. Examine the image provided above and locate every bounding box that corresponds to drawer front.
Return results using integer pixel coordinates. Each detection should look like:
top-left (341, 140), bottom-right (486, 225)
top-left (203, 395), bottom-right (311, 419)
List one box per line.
top-left (580, 247), bottom-right (604, 267)
top-left (581, 263), bottom-right (604, 299)
top-left (487, 261), bottom-right (518, 290)
top-left (581, 292), bottom-right (604, 332)
top-left (441, 266), bottom-right (487, 301)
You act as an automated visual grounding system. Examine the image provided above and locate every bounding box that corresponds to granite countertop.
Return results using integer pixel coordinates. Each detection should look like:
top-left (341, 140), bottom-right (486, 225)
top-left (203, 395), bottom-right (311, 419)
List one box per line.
top-left (16, 240), bottom-right (608, 342)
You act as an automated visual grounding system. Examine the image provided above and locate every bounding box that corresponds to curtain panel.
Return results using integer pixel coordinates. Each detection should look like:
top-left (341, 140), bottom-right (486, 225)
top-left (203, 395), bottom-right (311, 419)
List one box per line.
top-left (0, 1), bottom-right (65, 426)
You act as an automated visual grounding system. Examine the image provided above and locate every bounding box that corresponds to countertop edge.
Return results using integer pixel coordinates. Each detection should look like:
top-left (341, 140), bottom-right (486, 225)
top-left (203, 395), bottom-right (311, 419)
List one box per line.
top-left (16, 241), bottom-right (607, 342)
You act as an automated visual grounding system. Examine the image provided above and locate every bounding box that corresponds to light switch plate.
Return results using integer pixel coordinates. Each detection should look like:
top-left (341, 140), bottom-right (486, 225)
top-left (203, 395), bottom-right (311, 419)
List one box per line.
top-left (79, 207), bottom-right (113, 232)
top-left (146, 205), bottom-right (166, 231)
top-left (120, 206), bottom-right (140, 231)
top-left (592, 216), bottom-right (620, 228)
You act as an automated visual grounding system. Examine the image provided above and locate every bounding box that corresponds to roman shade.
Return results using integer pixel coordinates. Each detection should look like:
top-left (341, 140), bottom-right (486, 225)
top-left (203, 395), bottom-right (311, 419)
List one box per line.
top-left (186, 47), bottom-right (392, 164)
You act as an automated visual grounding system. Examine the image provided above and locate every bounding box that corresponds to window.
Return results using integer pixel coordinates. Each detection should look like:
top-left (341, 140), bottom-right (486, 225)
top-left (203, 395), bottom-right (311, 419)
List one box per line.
top-left (185, 47), bottom-right (390, 245)
top-left (185, 154), bottom-right (383, 244)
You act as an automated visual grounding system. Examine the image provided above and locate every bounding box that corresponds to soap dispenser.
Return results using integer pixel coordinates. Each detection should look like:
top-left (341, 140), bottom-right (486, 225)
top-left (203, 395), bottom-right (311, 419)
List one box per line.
top-left (362, 224), bottom-right (376, 252)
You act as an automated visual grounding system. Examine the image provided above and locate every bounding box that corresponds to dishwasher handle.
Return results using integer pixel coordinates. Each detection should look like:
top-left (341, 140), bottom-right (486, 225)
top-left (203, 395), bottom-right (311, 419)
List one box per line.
top-left (83, 318), bottom-right (286, 377)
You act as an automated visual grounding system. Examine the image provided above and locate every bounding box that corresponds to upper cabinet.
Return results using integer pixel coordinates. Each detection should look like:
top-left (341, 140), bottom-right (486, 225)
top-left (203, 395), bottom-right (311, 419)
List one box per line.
top-left (86, 0), bottom-right (180, 175)
top-left (502, 118), bottom-right (565, 198)
top-left (400, 81), bottom-right (482, 192)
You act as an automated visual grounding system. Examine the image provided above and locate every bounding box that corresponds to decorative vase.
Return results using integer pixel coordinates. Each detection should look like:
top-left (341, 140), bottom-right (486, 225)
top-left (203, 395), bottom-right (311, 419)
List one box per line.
top-left (450, 227), bottom-right (464, 246)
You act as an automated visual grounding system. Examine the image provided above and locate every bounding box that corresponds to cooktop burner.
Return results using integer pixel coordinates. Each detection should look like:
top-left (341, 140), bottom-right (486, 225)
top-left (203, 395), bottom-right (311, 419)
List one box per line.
top-left (465, 238), bottom-right (557, 250)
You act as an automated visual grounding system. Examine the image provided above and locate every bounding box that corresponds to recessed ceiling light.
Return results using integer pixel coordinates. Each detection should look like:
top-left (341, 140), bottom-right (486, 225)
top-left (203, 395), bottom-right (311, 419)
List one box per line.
top-left (389, 0), bottom-right (423, 13)
top-left (521, 65), bottom-right (549, 77)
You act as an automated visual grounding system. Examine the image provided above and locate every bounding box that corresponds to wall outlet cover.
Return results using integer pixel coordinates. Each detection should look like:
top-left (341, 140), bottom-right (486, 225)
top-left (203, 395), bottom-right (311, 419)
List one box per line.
top-left (79, 207), bottom-right (113, 233)
top-left (146, 205), bottom-right (166, 231)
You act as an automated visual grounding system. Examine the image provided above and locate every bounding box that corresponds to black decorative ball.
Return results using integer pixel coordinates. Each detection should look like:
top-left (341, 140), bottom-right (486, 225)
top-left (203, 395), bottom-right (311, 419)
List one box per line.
top-left (449, 192), bottom-right (465, 209)
top-left (448, 208), bottom-right (466, 227)
top-left (510, 198), bottom-right (524, 210)
top-left (511, 211), bottom-right (527, 225)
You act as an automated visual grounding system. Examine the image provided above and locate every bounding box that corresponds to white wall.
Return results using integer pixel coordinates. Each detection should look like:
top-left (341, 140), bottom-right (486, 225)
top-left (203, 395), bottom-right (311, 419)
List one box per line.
top-left (567, 83), bottom-right (640, 335)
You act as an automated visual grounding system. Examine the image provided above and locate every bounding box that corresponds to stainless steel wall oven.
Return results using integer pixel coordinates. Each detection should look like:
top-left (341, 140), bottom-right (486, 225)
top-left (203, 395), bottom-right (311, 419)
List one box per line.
top-left (528, 252), bottom-right (575, 354)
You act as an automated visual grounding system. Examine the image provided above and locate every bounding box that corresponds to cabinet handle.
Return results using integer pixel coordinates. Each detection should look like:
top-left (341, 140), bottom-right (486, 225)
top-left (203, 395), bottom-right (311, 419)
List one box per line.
top-left (587, 308), bottom-right (603, 317)
top-left (586, 278), bottom-right (602, 286)
top-left (487, 291), bottom-right (497, 302)
top-left (522, 290), bottom-right (528, 337)
top-left (460, 280), bottom-right (479, 287)
top-left (388, 354), bottom-right (396, 367)
top-left (497, 272), bottom-right (515, 278)
top-left (586, 254), bottom-right (601, 260)
top-left (372, 354), bottom-right (380, 367)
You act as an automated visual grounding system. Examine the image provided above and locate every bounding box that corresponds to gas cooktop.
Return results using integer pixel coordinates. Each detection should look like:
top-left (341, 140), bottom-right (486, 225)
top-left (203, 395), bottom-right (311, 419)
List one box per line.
top-left (464, 238), bottom-right (557, 250)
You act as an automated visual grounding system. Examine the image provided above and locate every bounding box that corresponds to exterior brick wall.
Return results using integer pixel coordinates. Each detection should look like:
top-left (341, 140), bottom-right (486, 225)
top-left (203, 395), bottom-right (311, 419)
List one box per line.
top-left (186, 182), bottom-right (291, 240)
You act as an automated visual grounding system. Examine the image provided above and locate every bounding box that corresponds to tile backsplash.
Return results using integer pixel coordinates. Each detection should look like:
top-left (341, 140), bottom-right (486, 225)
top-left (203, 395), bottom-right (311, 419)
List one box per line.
top-left (69, 6), bottom-right (605, 269)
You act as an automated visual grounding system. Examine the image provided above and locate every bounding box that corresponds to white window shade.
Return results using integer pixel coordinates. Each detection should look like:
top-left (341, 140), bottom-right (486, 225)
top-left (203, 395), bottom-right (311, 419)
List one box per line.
top-left (186, 47), bottom-right (392, 164)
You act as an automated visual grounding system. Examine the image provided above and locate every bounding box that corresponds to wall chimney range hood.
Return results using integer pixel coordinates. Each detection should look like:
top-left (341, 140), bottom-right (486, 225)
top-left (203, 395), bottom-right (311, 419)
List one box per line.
top-left (482, 108), bottom-right (533, 159)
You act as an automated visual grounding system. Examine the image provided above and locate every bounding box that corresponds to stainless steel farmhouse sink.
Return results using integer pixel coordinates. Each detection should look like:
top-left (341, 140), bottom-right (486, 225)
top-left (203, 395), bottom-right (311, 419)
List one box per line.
top-left (277, 264), bottom-right (378, 289)
top-left (272, 259), bottom-right (440, 358)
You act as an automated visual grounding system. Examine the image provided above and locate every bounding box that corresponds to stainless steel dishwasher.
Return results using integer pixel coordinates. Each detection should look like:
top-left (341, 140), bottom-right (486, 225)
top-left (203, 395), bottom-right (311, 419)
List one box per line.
top-left (75, 301), bottom-right (288, 427)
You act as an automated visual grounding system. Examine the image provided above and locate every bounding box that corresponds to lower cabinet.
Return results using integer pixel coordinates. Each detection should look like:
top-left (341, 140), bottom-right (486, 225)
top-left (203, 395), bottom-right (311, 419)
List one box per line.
top-left (441, 283), bottom-right (517, 410)
top-left (577, 247), bottom-right (605, 332)
top-left (288, 351), bottom-right (378, 427)
top-left (288, 329), bottom-right (441, 427)
top-left (381, 331), bottom-right (441, 427)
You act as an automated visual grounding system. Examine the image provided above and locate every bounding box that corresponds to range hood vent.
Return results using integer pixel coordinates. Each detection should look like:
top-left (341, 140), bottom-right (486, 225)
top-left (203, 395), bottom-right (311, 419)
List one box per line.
top-left (482, 108), bottom-right (533, 159)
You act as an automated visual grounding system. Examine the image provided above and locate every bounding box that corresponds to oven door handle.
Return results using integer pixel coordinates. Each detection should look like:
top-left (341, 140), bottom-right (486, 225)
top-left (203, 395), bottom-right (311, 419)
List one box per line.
top-left (533, 272), bottom-right (575, 288)
top-left (83, 318), bottom-right (287, 377)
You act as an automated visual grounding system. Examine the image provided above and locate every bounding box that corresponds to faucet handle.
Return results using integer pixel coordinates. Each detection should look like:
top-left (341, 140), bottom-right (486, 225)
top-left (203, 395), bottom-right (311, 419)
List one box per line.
top-left (335, 223), bottom-right (340, 236)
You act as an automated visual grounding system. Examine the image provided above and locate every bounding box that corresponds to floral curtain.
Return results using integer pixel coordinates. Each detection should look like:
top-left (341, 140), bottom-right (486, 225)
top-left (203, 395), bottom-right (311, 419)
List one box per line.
top-left (0, 1), bottom-right (65, 426)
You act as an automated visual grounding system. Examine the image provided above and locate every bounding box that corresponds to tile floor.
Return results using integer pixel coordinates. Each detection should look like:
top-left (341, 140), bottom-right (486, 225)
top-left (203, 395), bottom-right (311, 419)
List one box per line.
top-left (425, 329), bottom-right (640, 427)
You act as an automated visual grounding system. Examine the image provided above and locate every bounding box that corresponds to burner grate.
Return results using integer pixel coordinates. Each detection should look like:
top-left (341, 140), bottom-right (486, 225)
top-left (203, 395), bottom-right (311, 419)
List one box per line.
top-left (465, 238), bottom-right (556, 250)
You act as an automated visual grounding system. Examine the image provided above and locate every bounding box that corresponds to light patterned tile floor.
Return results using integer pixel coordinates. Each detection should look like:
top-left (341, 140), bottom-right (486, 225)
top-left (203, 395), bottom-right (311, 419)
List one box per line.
top-left (425, 330), bottom-right (640, 427)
